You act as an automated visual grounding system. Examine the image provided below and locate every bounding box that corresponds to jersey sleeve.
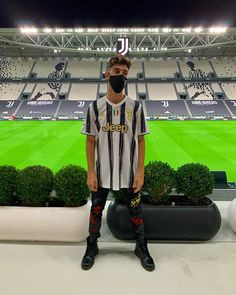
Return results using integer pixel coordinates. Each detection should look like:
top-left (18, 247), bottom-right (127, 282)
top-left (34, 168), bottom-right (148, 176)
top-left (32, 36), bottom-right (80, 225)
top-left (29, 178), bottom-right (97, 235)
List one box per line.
top-left (81, 103), bottom-right (98, 136)
top-left (136, 103), bottom-right (150, 136)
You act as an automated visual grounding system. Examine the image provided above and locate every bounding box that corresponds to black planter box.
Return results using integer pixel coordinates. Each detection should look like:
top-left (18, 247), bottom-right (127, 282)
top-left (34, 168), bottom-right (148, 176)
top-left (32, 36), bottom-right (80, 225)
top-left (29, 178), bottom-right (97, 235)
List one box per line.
top-left (106, 197), bottom-right (221, 241)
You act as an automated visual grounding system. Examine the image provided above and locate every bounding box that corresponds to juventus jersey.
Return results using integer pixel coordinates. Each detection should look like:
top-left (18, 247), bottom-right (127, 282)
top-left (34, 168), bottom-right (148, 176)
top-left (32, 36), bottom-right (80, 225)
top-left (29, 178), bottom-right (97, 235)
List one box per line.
top-left (81, 95), bottom-right (150, 191)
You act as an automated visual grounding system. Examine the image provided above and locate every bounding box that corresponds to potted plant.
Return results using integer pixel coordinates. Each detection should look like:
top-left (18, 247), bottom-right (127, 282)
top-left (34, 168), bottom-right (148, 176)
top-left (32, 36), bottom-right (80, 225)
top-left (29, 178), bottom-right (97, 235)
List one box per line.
top-left (106, 162), bottom-right (221, 241)
top-left (16, 165), bottom-right (54, 206)
top-left (107, 161), bottom-right (176, 240)
top-left (0, 165), bottom-right (18, 206)
top-left (0, 164), bottom-right (91, 242)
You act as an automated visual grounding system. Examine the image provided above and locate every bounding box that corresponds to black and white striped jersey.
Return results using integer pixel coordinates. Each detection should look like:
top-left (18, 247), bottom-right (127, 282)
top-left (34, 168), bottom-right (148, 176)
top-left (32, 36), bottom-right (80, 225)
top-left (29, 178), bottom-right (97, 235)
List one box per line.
top-left (81, 95), bottom-right (150, 191)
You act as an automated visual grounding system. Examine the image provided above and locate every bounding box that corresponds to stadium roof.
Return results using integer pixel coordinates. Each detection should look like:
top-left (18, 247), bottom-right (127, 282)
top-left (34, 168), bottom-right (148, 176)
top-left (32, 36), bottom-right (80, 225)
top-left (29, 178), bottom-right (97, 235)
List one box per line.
top-left (0, 27), bottom-right (236, 58)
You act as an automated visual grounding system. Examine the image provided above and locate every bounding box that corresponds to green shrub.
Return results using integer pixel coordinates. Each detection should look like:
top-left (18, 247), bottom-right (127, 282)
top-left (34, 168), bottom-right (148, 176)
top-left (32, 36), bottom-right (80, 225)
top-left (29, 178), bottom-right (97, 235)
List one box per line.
top-left (54, 164), bottom-right (90, 207)
top-left (0, 165), bottom-right (18, 205)
top-left (143, 161), bottom-right (176, 204)
top-left (176, 163), bottom-right (214, 204)
top-left (16, 165), bottom-right (54, 206)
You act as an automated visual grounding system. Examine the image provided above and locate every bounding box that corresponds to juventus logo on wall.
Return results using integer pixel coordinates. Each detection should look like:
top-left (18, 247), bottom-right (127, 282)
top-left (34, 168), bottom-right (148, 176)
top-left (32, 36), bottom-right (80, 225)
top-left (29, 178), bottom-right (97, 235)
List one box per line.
top-left (117, 37), bottom-right (129, 55)
top-left (77, 101), bottom-right (85, 108)
top-left (6, 101), bottom-right (15, 108)
top-left (162, 101), bottom-right (169, 108)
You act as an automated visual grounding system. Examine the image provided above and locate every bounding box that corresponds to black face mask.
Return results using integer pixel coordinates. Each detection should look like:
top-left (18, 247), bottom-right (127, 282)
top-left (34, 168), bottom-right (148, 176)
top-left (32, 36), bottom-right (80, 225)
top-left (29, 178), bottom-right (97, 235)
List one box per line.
top-left (109, 74), bottom-right (127, 93)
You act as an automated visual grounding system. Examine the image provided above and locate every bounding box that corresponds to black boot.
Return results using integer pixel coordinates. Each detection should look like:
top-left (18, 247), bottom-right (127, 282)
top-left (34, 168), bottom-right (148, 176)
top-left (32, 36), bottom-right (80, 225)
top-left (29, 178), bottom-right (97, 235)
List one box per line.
top-left (134, 237), bottom-right (155, 271)
top-left (81, 236), bottom-right (99, 270)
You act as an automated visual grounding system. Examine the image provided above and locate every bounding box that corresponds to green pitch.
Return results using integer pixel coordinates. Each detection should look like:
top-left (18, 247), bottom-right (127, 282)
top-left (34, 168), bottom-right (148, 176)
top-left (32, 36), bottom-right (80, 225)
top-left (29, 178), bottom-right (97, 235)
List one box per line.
top-left (0, 120), bottom-right (236, 182)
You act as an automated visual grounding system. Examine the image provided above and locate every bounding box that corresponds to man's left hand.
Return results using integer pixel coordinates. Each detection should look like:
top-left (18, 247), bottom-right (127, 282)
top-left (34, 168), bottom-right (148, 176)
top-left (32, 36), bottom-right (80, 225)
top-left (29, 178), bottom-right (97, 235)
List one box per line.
top-left (132, 172), bottom-right (144, 193)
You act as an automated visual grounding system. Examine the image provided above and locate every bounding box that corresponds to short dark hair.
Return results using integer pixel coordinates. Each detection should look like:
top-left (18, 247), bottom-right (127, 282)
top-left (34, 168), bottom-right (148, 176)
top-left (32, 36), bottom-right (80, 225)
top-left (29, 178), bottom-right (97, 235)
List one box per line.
top-left (108, 54), bottom-right (132, 70)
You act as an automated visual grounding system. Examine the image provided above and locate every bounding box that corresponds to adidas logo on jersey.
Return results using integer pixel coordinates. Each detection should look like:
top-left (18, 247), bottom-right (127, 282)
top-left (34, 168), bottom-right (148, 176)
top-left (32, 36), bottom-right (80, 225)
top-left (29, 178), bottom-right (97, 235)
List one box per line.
top-left (102, 122), bottom-right (128, 133)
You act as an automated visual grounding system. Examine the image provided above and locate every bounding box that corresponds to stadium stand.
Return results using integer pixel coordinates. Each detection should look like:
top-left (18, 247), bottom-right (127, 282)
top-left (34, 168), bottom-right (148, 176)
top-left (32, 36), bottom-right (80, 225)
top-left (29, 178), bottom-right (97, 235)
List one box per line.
top-left (68, 83), bottom-right (98, 100)
top-left (57, 100), bottom-right (92, 119)
top-left (224, 100), bottom-right (236, 115)
top-left (20, 83), bottom-right (36, 100)
top-left (58, 83), bottom-right (70, 100)
top-left (220, 83), bottom-right (236, 99)
top-left (185, 82), bottom-right (215, 100)
top-left (179, 59), bottom-right (213, 78)
top-left (98, 82), bottom-right (107, 98)
top-left (1, 57), bottom-right (236, 119)
top-left (147, 83), bottom-right (178, 100)
top-left (211, 83), bottom-right (225, 99)
top-left (127, 61), bottom-right (143, 78)
top-left (144, 59), bottom-right (178, 78)
top-left (0, 57), bottom-right (33, 78)
top-left (33, 60), bottom-right (65, 78)
top-left (0, 83), bottom-right (25, 100)
top-left (30, 83), bottom-right (59, 100)
top-left (66, 59), bottom-right (101, 78)
top-left (186, 100), bottom-right (231, 117)
top-left (127, 83), bottom-right (137, 99)
top-left (211, 57), bottom-right (236, 77)
top-left (16, 100), bottom-right (59, 119)
top-left (0, 100), bottom-right (21, 117)
top-left (145, 100), bottom-right (189, 117)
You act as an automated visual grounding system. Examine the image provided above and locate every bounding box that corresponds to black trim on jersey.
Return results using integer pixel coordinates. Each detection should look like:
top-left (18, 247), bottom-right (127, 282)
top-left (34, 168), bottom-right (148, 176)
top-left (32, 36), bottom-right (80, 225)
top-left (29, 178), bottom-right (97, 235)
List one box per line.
top-left (92, 100), bottom-right (100, 132)
top-left (129, 101), bottom-right (140, 188)
top-left (140, 104), bottom-right (146, 134)
top-left (119, 102), bottom-right (126, 189)
top-left (86, 106), bottom-right (91, 133)
top-left (92, 101), bottom-right (101, 186)
top-left (96, 138), bottom-right (102, 187)
top-left (106, 102), bottom-right (113, 189)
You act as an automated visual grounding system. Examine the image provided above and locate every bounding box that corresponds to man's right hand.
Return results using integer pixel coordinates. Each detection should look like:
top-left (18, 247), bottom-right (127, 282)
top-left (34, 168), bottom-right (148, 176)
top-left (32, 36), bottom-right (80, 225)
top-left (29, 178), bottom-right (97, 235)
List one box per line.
top-left (87, 170), bottom-right (98, 192)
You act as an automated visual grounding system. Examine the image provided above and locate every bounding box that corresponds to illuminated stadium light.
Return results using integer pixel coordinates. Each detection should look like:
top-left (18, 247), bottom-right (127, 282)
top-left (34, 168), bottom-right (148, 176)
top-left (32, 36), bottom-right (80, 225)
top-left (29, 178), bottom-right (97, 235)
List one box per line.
top-left (117, 28), bottom-right (129, 32)
top-left (55, 28), bottom-right (65, 33)
top-left (87, 28), bottom-right (98, 32)
top-left (131, 28), bottom-right (145, 32)
top-left (187, 49), bottom-right (192, 53)
top-left (75, 28), bottom-right (84, 32)
top-left (97, 48), bottom-right (100, 51)
top-left (43, 28), bottom-right (53, 33)
top-left (162, 28), bottom-right (171, 33)
top-left (20, 27), bottom-right (38, 34)
top-left (101, 28), bottom-right (115, 32)
top-left (173, 29), bottom-right (180, 32)
top-left (182, 28), bottom-right (192, 33)
top-left (66, 29), bottom-right (73, 32)
top-left (209, 27), bottom-right (227, 33)
top-left (194, 27), bottom-right (203, 33)
top-left (54, 49), bottom-right (58, 53)
top-left (148, 28), bottom-right (159, 32)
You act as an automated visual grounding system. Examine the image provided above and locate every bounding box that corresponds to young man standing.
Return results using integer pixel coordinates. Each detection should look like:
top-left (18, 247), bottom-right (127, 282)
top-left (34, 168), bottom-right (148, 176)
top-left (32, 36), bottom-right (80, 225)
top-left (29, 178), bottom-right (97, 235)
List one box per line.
top-left (80, 54), bottom-right (155, 271)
